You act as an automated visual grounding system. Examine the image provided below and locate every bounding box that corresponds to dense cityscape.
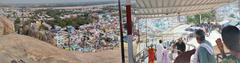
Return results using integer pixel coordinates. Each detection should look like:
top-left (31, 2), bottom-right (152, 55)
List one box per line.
top-left (0, 0), bottom-right (240, 63)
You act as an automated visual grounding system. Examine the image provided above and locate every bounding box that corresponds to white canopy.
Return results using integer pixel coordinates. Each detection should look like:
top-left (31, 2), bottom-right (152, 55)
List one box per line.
top-left (134, 0), bottom-right (235, 18)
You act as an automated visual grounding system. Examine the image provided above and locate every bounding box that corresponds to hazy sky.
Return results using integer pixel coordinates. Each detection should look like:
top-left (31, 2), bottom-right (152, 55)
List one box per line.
top-left (0, 0), bottom-right (118, 4)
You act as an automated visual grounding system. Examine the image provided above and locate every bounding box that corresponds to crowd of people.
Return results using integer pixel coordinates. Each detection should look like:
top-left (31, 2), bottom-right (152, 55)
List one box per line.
top-left (187, 22), bottom-right (221, 38)
top-left (146, 25), bottom-right (240, 63)
top-left (196, 22), bottom-right (221, 36)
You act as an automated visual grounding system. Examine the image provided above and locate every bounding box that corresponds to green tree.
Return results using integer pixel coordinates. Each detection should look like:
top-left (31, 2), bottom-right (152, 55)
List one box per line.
top-left (14, 17), bottom-right (21, 32)
top-left (229, 14), bottom-right (236, 18)
top-left (47, 11), bottom-right (94, 27)
top-left (187, 16), bottom-right (199, 24)
top-left (66, 18), bottom-right (73, 26)
top-left (15, 17), bottom-right (21, 24)
top-left (187, 11), bottom-right (215, 24)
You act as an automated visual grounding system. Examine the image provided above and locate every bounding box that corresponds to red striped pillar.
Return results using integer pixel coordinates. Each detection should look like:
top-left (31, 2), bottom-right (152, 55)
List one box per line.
top-left (126, 0), bottom-right (134, 63)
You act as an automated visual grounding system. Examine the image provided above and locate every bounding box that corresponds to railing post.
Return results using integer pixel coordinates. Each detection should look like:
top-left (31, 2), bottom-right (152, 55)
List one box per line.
top-left (118, 0), bottom-right (125, 63)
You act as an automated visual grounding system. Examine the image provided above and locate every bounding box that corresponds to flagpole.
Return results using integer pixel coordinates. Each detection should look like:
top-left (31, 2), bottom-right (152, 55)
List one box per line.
top-left (118, 0), bottom-right (125, 63)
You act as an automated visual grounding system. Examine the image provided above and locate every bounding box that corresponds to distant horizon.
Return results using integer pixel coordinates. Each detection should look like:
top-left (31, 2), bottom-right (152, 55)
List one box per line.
top-left (0, 0), bottom-right (137, 7)
top-left (0, 0), bottom-right (122, 4)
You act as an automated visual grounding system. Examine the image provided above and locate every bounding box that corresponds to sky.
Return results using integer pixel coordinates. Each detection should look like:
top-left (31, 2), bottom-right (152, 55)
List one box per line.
top-left (0, 0), bottom-right (118, 4)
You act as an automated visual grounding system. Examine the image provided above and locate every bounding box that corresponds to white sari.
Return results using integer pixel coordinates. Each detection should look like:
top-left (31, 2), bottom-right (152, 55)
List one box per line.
top-left (156, 43), bottom-right (164, 63)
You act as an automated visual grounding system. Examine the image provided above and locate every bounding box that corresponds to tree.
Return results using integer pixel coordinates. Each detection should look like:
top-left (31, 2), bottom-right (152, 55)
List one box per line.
top-left (66, 19), bottom-right (73, 26)
top-left (45, 11), bottom-right (94, 27)
top-left (15, 17), bottom-right (21, 24)
top-left (14, 17), bottom-right (21, 32)
top-left (229, 14), bottom-right (236, 18)
top-left (187, 11), bottom-right (215, 24)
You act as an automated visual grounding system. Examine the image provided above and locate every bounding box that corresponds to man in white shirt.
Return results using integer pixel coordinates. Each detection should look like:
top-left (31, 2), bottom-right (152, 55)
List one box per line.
top-left (156, 40), bottom-right (164, 63)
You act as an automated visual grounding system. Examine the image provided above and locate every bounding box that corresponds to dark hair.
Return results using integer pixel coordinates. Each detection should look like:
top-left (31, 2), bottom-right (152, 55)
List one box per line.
top-left (222, 25), bottom-right (240, 52)
top-left (195, 29), bottom-right (205, 41)
top-left (159, 40), bottom-right (162, 43)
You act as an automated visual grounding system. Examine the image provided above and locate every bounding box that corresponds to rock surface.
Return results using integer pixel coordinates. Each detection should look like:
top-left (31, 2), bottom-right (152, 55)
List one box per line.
top-left (0, 34), bottom-right (124, 63)
top-left (0, 34), bottom-right (82, 63)
top-left (0, 16), bottom-right (15, 35)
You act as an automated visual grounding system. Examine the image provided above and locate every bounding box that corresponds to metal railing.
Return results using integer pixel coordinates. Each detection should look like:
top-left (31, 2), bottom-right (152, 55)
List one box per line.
top-left (216, 52), bottom-right (230, 63)
top-left (135, 49), bottom-right (148, 63)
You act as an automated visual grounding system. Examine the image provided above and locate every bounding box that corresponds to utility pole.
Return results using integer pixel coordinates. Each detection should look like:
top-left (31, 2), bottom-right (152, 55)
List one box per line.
top-left (118, 0), bottom-right (125, 63)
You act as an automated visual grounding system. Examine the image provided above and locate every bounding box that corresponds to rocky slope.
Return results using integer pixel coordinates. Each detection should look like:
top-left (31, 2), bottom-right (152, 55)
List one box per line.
top-left (0, 16), bottom-right (15, 35)
top-left (0, 33), bottom-right (125, 63)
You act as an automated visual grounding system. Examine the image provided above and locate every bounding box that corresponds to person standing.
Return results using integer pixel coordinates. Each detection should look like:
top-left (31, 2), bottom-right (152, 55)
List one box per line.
top-left (162, 46), bottom-right (170, 63)
top-left (148, 45), bottom-right (155, 63)
top-left (156, 40), bottom-right (164, 63)
top-left (174, 38), bottom-right (186, 55)
top-left (191, 29), bottom-right (216, 63)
